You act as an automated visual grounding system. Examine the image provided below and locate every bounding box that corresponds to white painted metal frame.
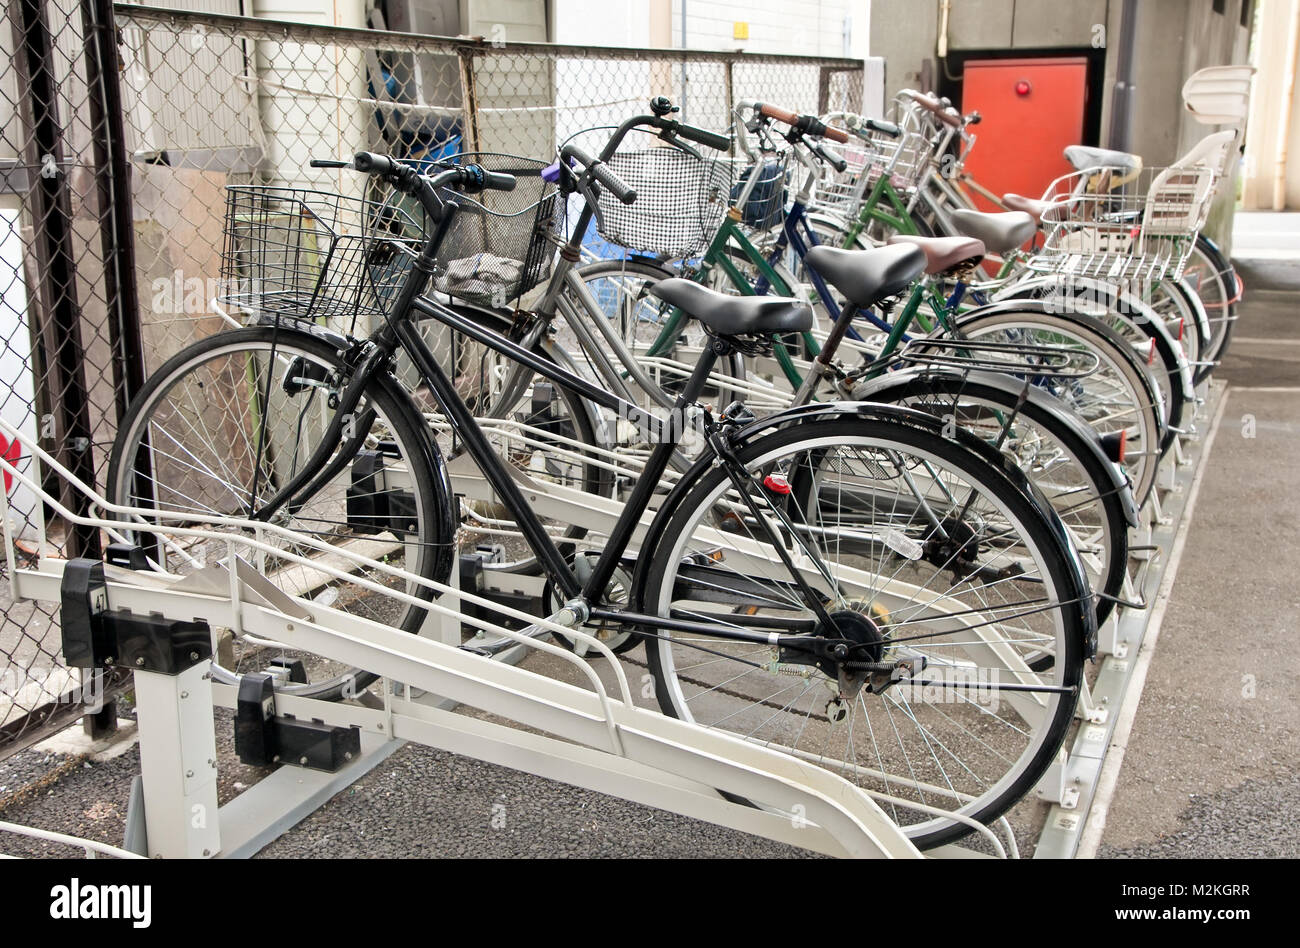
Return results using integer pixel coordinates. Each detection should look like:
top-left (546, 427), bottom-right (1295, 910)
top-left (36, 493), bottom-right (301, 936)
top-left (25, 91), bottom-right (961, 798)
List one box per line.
top-left (2, 419), bottom-right (1011, 860)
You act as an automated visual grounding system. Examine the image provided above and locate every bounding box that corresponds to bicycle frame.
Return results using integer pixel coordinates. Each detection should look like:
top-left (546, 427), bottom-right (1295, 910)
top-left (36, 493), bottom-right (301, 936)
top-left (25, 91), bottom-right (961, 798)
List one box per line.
top-left (250, 175), bottom-right (859, 655)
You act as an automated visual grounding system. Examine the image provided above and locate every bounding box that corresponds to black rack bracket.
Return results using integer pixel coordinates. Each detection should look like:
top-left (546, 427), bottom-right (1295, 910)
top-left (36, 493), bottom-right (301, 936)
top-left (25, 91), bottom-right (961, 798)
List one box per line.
top-left (59, 556), bottom-right (211, 674)
top-left (234, 671), bottom-right (362, 772)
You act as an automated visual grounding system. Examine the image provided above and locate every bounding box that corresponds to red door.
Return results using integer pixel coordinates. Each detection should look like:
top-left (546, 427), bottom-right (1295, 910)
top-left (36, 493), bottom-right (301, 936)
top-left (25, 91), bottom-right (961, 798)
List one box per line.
top-left (960, 57), bottom-right (1088, 212)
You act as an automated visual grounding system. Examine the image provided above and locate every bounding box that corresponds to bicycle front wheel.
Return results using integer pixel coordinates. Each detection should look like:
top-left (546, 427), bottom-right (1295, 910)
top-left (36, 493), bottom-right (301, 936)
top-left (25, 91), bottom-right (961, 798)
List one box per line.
top-left (638, 413), bottom-right (1087, 850)
top-left (108, 326), bottom-right (451, 699)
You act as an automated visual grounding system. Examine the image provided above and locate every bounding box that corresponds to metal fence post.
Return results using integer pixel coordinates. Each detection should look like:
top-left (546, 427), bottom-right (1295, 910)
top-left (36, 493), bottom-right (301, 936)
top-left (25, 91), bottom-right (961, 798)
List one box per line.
top-left (82, 0), bottom-right (146, 424)
top-left (724, 59), bottom-right (734, 145)
top-left (14, 0), bottom-right (100, 560)
top-left (457, 42), bottom-right (482, 152)
top-left (81, 0), bottom-right (157, 574)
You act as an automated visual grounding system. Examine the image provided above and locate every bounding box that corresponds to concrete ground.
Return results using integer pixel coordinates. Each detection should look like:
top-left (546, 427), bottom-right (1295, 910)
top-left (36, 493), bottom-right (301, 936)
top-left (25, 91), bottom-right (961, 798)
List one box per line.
top-left (2, 233), bottom-right (1298, 861)
top-left (1097, 251), bottom-right (1300, 858)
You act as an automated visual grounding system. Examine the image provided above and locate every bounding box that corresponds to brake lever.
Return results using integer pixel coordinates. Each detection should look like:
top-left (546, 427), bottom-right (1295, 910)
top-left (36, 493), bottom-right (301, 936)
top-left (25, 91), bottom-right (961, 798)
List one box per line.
top-left (309, 158), bottom-right (352, 169)
top-left (658, 129), bottom-right (703, 160)
top-left (574, 175), bottom-right (608, 234)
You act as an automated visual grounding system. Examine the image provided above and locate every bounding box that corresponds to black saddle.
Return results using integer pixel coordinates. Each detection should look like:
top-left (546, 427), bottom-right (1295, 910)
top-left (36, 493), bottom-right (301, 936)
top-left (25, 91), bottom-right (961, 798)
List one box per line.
top-left (649, 279), bottom-right (814, 337)
top-left (804, 243), bottom-right (927, 309)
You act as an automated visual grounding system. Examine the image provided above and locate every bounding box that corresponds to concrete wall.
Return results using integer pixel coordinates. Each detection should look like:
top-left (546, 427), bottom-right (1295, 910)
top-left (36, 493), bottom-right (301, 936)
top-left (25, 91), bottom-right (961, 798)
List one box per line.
top-left (870, 0), bottom-right (1254, 243)
top-left (670, 0), bottom-right (865, 56)
top-left (870, 0), bottom-right (1251, 163)
top-left (1242, 0), bottom-right (1300, 210)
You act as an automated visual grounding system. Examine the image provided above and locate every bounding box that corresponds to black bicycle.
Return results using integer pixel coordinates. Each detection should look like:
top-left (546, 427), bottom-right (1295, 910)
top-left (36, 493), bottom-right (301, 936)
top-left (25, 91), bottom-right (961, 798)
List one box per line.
top-left (109, 138), bottom-right (1095, 849)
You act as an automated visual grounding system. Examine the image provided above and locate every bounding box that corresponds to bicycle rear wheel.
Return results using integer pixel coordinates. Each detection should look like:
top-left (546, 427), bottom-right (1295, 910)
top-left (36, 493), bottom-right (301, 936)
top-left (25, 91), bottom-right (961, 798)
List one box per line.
top-left (854, 369), bottom-right (1132, 633)
top-left (638, 412), bottom-right (1088, 850)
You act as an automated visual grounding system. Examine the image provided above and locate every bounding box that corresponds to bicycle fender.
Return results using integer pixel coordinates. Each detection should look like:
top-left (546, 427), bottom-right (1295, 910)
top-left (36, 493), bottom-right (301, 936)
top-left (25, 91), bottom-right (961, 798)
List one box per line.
top-left (853, 367), bottom-right (1139, 529)
top-left (634, 400), bottom-right (1098, 657)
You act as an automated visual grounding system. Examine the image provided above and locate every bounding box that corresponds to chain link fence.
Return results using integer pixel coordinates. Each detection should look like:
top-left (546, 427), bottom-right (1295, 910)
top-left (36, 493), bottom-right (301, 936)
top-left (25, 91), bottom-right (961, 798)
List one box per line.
top-left (0, 0), bottom-right (863, 758)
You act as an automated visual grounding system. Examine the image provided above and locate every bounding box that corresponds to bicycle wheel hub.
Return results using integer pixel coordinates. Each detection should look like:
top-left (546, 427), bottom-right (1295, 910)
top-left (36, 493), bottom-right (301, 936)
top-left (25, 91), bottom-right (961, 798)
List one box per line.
top-left (815, 604), bottom-right (886, 693)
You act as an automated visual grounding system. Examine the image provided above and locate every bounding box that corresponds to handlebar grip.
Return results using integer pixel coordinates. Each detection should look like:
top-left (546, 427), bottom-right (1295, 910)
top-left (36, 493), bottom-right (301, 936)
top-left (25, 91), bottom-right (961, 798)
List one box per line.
top-left (589, 160), bottom-right (636, 205)
top-left (676, 123), bottom-right (731, 151)
top-left (757, 102), bottom-right (800, 126)
top-left (562, 143), bottom-right (637, 205)
top-left (472, 167), bottom-right (517, 192)
top-left (353, 151), bottom-right (397, 175)
top-left (817, 144), bottom-right (848, 174)
top-left (821, 124), bottom-right (850, 145)
top-left (866, 118), bottom-right (902, 138)
top-left (764, 107), bottom-right (850, 145)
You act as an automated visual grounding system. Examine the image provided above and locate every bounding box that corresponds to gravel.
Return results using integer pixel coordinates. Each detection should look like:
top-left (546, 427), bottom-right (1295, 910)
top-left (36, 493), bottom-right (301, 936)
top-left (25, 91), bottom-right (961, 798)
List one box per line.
top-left (1099, 773), bottom-right (1300, 859)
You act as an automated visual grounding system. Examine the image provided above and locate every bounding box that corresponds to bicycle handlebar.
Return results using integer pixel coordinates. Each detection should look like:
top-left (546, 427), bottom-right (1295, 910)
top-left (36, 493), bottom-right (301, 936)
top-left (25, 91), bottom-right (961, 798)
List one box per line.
top-left (898, 89), bottom-right (962, 128)
top-left (353, 152), bottom-right (513, 193)
top-left (560, 142), bottom-right (638, 205)
top-left (751, 102), bottom-right (850, 144)
top-left (349, 151), bottom-right (517, 218)
top-left (672, 122), bottom-right (731, 151)
top-left (822, 111), bottom-right (903, 140)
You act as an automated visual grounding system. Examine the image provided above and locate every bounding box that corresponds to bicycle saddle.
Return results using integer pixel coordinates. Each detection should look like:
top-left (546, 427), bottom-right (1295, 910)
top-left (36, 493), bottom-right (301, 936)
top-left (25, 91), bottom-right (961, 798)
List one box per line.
top-left (649, 279), bottom-right (813, 337)
top-left (1064, 145), bottom-right (1141, 174)
top-left (947, 209), bottom-right (1036, 254)
top-left (1001, 193), bottom-right (1053, 222)
top-left (887, 234), bottom-right (986, 275)
top-left (804, 243), bottom-right (926, 309)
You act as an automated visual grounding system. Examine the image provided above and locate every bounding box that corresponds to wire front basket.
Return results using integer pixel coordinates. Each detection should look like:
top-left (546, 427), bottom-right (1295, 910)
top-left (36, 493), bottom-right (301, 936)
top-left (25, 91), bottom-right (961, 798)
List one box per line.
top-left (584, 127), bottom-right (733, 260)
top-left (1026, 162), bottom-right (1220, 283)
top-left (729, 153), bottom-right (790, 233)
top-left (220, 155), bottom-right (558, 321)
top-left (220, 185), bottom-right (426, 323)
top-left (430, 153), bottom-right (560, 307)
top-left (818, 110), bottom-right (933, 219)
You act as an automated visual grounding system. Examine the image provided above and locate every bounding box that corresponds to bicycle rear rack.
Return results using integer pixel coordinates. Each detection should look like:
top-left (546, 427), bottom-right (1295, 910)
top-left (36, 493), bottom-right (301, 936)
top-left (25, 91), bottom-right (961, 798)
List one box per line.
top-left (0, 417), bottom-right (1028, 859)
top-left (893, 338), bottom-right (1103, 379)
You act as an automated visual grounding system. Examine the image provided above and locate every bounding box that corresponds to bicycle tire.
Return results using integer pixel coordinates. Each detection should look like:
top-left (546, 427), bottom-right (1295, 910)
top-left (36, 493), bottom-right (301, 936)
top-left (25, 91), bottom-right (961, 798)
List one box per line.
top-left (947, 303), bottom-right (1166, 504)
top-left (107, 324), bottom-right (453, 700)
top-left (637, 410), bottom-right (1086, 850)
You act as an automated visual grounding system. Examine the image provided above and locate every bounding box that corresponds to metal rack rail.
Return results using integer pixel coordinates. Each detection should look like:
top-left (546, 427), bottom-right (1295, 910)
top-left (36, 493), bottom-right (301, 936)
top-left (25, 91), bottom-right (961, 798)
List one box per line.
top-left (3, 418), bottom-right (1044, 860)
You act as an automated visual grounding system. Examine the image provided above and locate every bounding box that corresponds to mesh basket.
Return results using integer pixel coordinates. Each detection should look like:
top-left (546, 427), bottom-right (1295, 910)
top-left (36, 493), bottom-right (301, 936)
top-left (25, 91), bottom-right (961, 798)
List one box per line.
top-left (730, 156), bottom-right (790, 232)
top-left (219, 185), bottom-right (426, 322)
top-left (818, 110), bottom-right (933, 218)
top-left (1027, 162), bottom-right (1220, 282)
top-left (429, 153), bottom-right (560, 307)
top-left (585, 128), bottom-right (733, 259)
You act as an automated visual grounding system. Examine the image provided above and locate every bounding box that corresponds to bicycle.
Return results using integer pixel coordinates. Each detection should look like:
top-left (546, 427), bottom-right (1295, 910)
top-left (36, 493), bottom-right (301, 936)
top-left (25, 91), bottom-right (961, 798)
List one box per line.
top-left (567, 105), bottom-right (1150, 628)
top-left (110, 148), bottom-right (1096, 849)
top-left (606, 105), bottom-right (1163, 503)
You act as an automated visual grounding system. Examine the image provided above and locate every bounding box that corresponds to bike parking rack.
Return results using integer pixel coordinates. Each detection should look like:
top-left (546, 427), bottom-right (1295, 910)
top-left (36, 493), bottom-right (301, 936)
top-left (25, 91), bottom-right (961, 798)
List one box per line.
top-left (439, 376), bottom-right (1229, 857)
top-left (2, 418), bottom-right (1043, 860)
top-left (0, 362), bottom-right (1224, 861)
top-left (1030, 380), bottom-right (1225, 857)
